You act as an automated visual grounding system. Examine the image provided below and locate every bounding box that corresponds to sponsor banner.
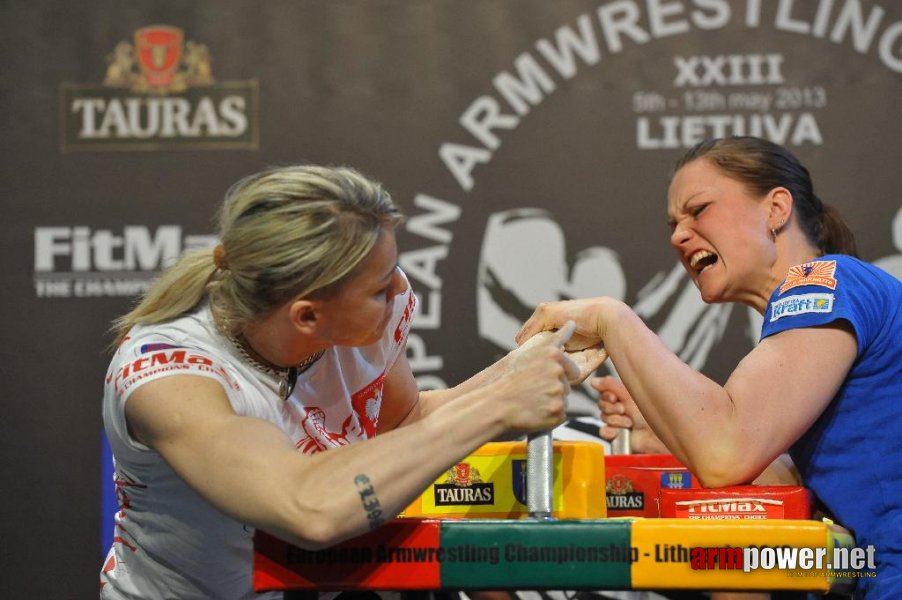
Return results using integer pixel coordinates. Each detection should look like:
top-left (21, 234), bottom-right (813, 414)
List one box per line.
top-left (61, 83), bottom-right (259, 151)
top-left (255, 518), bottom-right (851, 593)
top-left (5, 3), bottom-right (902, 597)
top-left (60, 25), bottom-right (259, 151)
top-left (33, 225), bottom-right (217, 298)
top-left (399, 3), bottom-right (902, 404)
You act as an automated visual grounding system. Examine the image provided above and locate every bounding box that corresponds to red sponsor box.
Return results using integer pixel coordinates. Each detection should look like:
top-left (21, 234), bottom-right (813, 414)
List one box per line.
top-left (658, 485), bottom-right (813, 520)
top-left (605, 454), bottom-right (699, 518)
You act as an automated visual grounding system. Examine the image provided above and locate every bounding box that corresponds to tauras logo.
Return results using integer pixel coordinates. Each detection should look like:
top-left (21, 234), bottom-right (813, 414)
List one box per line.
top-left (33, 225), bottom-right (217, 298)
top-left (433, 483), bottom-right (495, 506)
top-left (60, 25), bottom-right (258, 151)
top-left (606, 474), bottom-right (644, 511)
top-left (434, 462), bottom-right (494, 506)
top-left (607, 493), bottom-right (644, 510)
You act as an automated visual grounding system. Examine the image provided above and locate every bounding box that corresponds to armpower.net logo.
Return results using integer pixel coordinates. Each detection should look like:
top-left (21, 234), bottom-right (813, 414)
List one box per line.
top-left (688, 544), bottom-right (877, 578)
top-left (60, 25), bottom-right (258, 151)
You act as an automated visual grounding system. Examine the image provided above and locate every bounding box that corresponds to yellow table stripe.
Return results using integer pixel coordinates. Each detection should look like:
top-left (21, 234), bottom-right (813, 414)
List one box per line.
top-left (631, 519), bottom-right (833, 592)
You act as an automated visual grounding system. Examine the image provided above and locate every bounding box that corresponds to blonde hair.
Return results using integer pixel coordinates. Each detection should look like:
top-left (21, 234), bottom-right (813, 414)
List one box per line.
top-left (111, 165), bottom-right (403, 346)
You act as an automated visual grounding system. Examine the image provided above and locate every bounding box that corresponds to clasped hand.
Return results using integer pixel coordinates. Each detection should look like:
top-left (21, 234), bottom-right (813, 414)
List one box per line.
top-left (494, 321), bottom-right (582, 432)
top-left (516, 298), bottom-right (610, 353)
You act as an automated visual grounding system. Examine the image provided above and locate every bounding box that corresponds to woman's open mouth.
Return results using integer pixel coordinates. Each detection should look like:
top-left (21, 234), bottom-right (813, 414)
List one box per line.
top-left (689, 250), bottom-right (719, 275)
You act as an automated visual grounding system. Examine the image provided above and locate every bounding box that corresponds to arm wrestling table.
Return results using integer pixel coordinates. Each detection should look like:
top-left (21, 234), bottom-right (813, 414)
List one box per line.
top-left (255, 517), bottom-right (855, 594)
top-left (255, 435), bottom-right (857, 595)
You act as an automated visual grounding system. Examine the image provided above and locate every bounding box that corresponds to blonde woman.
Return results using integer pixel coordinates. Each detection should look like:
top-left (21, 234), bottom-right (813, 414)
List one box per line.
top-left (100, 165), bottom-right (591, 599)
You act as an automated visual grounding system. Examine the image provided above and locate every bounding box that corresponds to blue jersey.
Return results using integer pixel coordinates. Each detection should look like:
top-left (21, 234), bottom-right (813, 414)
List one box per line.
top-left (761, 255), bottom-right (902, 599)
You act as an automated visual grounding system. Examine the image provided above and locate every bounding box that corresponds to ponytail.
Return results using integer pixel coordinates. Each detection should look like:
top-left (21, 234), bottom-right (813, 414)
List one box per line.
top-left (110, 248), bottom-right (218, 347)
top-left (820, 203), bottom-right (858, 257)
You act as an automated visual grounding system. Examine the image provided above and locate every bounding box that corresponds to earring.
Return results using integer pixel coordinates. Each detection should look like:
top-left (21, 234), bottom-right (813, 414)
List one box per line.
top-left (771, 219), bottom-right (785, 241)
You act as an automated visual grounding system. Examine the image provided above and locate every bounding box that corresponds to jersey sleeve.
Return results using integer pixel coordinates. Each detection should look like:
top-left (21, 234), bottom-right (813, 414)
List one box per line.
top-left (104, 334), bottom-right (241, 452)
top-left (761, 257), bottom-right (883, 358)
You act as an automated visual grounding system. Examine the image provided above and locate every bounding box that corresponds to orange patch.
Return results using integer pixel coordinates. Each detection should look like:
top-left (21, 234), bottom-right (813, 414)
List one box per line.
top-left (779, 260), bottom-right (837, 294)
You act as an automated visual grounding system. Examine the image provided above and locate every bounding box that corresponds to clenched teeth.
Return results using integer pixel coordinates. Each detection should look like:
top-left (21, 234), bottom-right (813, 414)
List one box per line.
top-left (689, 250), bottom-right (717, 273)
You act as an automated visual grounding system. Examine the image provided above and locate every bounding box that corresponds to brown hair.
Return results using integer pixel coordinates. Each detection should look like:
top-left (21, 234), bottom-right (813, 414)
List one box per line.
top-left (674, 137), bottom-right (857, 257)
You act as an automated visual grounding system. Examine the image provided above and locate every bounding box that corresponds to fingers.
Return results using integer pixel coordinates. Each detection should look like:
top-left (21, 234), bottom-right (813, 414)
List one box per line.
top-left (601, 414), bottom-right (633, 429)
top-left (517, 298), bottom-right (609, 352)
top-left (518, 322), bottom-right (606, 385)
top-left (528, 374), bottom-right (569, 432)
top-left (515, 303), bottom-right (562, 345)
top-left (516, 330), bottom-right (553, 351)
top-left (518, 308), bottom-right (579, 346)
top-left (599, 425), bottom-right (623, 441)
top-left (500, 334), bottom-right (574, 432)
top-left (567, 345), bottom-right (608, 385)
top-left (594, 373), bottom-right (633, 444)
top-left (516, 322), bottom-right (585, 384)
top-left (516, 324), bottom-right (575, 353)
top-left (599, 396), bottom-right (625, 416)
top-left (591, 375), bottom-right (609, 393)
top-left (591, 375), bottom-right (629, 397)
top-left (559, 352), bottom-right (581, 383)
top-left (547, 320), bottom-right (575, 348)
top-left (515, 318), bottom-right (541, 346)
top-left (595, 376), bottom-right (627, 415)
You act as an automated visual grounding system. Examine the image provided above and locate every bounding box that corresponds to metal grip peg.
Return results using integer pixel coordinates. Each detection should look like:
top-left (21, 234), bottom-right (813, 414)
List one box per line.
top-left (611, 427), bottom-right (631, 456)
top-left (526, 429), bottom-right (554, 519)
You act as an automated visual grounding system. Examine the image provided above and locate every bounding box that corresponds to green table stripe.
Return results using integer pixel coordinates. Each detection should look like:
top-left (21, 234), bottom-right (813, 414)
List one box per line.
top-left (440, 519), bottom-right (633, 589)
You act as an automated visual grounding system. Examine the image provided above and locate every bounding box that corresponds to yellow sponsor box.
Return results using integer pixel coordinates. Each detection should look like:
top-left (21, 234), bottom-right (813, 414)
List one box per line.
top-left (402, 441), bottom-right (605, 519)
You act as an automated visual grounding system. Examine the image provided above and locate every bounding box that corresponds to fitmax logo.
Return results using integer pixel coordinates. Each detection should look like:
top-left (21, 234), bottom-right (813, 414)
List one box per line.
top-left (33, 226), bottom-right (217, 297)
top-left (35, 226), bottom-right (216, 271)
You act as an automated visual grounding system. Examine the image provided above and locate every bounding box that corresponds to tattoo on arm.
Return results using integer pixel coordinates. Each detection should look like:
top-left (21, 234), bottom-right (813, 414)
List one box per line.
top-left (353, 474), bottom-right (385, 529)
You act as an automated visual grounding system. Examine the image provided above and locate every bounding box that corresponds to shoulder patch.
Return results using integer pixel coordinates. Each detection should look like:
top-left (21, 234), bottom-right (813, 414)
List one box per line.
top-left (779, 260), bottom-right (838, 294)
top-left (139, 342), bottom-right (182, 353)
top-left (770, 293), bottom-right (835, 322)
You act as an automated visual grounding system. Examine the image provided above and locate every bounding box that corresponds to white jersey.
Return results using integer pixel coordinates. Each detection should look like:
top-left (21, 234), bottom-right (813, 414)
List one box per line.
top-left (100, 283), bottom-right (416, 599)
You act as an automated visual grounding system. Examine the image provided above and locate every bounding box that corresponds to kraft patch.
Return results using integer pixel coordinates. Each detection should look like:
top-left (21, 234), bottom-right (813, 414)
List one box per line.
top-left (769, 293), bottom-right (834, 322)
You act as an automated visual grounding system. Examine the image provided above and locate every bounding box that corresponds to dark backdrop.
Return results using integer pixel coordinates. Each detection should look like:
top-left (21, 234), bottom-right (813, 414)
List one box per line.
top-left (2, 1), bottom-right (901, 596)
